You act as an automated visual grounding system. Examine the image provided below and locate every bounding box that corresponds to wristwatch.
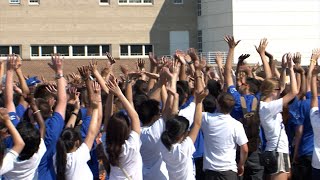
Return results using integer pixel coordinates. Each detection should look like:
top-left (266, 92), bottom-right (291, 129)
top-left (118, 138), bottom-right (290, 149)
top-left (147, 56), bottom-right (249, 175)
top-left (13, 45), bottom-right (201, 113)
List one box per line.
top-left (55, 74), bottom-right (64, 80)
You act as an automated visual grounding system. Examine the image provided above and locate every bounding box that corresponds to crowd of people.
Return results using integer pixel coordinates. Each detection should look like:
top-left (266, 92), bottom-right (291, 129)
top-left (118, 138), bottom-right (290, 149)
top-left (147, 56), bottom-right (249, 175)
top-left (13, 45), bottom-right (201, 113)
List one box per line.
top-left (0, 35), bottom-right (319, 180)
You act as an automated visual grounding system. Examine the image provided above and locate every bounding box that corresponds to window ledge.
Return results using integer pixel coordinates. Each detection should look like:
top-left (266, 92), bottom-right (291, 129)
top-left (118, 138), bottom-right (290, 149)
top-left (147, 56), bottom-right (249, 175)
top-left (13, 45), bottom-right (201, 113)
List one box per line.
top-left (99, 3), bottom-right (110, 6)
top-left (118, 3), bottom-right (153, 6)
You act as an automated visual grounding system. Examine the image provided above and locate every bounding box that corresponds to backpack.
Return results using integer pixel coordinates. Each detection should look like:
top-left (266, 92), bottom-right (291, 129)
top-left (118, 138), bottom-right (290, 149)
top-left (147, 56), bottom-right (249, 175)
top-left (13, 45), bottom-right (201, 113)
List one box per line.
top-left (239, 96), bottom-right (260, 152)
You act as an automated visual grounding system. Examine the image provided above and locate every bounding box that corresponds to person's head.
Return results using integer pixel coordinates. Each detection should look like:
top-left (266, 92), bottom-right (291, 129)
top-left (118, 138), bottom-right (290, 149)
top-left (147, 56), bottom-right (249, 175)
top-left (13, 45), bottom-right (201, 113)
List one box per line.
top-left (246, 77), bottom-right (261, 95)
top-left (260, 78), bottom-right (280, 101)
top-left (106, 112), bottom-right (131, 166)
top-left (161, 116), bottom-right (189, 151)
top-left (16, 121), bottom-right (40, 160)
top-left (137, 99), bottom-right (160, 126)
top-left (217, 93), bottom-right (235, 114)
top-left (36, 98), bottom-right (53, 120)
top-left (207, 79), bottom-right (222, 99)
top-left (133, 93), bottom-right (149, 111)
top-left (177, 86), bottom-right (187, 107)
top-left (203, 94), bottom-right (217, 113)
top-left (56, 128), bottom-right (82, 180)
top-left (34, 84), bottom-right (56, 107)
top-left (133, 80), bottom-right (148, 95)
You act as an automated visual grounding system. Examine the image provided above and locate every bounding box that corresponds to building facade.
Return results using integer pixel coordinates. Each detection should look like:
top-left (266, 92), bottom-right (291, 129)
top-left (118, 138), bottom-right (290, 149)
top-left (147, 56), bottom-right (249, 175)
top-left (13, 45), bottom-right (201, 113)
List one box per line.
top-left (0, 0), bottom-right (198, 60)
top-left (198, 0), bottom-right (320, 65)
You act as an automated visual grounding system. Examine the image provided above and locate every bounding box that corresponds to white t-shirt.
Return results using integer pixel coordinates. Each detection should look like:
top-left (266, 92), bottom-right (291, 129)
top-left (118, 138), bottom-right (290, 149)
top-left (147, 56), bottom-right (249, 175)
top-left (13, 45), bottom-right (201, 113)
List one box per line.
top-left (0, 149), bottom-right (18, 175)
top-left (109, 131), bottom-right (143, 180)
top-left (4, 138), bottom-right (46, 180)
top-left (53, 143), bottom-right (92, 180)
top-left (179, 102), bottom-right (196, 128)
top-left (201, 112), bottom-right (248, 172)
top-left (259, 98), bottom-right (289, 153)
top-left (140, 118), bottom-right (168, 180)
top-left (160, 136), bottom-right (196, 180)
top-left (310, 107), bottom-right (320, 169)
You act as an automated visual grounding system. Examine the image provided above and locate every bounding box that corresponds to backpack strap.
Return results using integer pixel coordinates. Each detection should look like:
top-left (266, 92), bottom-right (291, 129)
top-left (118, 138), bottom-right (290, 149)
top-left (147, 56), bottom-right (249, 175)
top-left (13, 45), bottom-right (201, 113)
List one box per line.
top-left (240, 96), bottom-right (248, 115)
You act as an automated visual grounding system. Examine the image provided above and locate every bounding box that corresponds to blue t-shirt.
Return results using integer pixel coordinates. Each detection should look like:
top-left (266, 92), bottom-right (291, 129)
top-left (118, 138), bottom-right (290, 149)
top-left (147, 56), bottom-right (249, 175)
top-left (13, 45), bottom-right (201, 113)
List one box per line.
top-left (286, 97), bottom-right (302, 154)
top-left (294, 98), bottom-right (316, 157)
top-left (305, 91), bottom-right (312, 100)
top-left (15, 104), bottom-right (26, 120)
top-left (38, 112), bottom-right (65, 180)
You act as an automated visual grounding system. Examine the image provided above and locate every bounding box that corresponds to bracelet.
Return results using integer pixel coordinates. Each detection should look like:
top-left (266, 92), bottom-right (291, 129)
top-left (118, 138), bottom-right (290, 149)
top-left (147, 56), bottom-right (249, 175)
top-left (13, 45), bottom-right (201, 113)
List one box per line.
top-left (33, 110), bottom-right (41, 115)
top-left (55, 74), bottom-right (64, 80)
top-left (310, 59), bottom-right (317, 64)
top-left (187, 61), bottom-right (194, 65)
top-left (71, 112), bottom-right (78, 116)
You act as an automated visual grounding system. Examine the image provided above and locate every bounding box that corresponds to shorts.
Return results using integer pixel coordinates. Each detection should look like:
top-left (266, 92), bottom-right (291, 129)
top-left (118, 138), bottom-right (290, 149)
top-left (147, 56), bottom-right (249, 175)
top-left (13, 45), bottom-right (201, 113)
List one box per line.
top-left (265, 152), bottom-right (291, 175)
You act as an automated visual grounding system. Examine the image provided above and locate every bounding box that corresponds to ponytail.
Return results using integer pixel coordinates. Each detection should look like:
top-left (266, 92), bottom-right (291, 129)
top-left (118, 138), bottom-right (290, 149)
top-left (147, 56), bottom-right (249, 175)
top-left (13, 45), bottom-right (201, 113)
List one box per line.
top-left (55, 128), bottom-right (81, 180)
top-left (161, 115), bottom-right (189, 151)
top-left (56, 139), bottom-right (67, 180)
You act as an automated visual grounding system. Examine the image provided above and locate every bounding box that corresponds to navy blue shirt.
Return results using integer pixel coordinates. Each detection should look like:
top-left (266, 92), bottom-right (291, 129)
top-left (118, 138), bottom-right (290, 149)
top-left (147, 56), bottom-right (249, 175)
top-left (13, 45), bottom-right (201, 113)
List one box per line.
top-left (38, 112), bottom-right (65, 180)
top-left (286, 97), bottom-right (302, 154)
top-left (15, 104), bottom-right (26, 120)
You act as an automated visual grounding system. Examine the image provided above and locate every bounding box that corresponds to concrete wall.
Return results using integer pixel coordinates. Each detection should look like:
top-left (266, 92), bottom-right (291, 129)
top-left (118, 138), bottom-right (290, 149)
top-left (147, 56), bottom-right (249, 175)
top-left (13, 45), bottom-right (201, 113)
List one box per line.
top-left (199, 0), bottom-right (320, 64)
top-left (0, 0), bottom-right (197, 60)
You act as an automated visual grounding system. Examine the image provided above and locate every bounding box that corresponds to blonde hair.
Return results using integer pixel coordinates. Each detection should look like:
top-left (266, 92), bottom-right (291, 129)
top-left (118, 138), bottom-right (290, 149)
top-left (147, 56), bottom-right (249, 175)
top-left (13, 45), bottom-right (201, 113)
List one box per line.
top-left (260, 78), bottom-right (279, 101)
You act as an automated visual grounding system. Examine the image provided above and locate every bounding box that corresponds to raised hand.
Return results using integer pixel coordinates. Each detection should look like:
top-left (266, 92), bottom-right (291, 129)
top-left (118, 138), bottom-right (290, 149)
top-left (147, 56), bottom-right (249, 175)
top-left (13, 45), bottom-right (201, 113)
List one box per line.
top-left (281, 53), bottom-right (288, 69)
top-left (7, 54), bottom-right (20, 71)
top-left (175, 50), bottom-right (187, 65)
top-left (78, 66), bottom-right (91, 81)
top-left (120, 65), bottom-right (129, 77)
top-left (48, 54), bottom-right (63, 74)
top-left (255, 38), bottom-right (268, 55)
top-left (195, 89), bottom-right (209, 102)
top-left (137, 58), bottom-right (145, 71)
top-left (46, 84), bottom-right (57, 95)
top-left (293, 52), bottom-right (301, 64)
top-left (287, 53), bottom-right (294, 69)
top-left (265, 51), bottom-right (274, 61)
top-left (187, 48), bottom-right (199, 62)
top-left (106, 75), bottom-right (122, 97)
top-left (224, 35), bottom-right (240, 49)
top-left (311, 48), bottom-right (320, 61)
top-left (238, 54), bottom-right (250, 65)
top-left (90, 81), bottom-right (101, 109)
top-left (89, 60), bottom-right (98, 72)
top-left (148, 52), bottom-right (157, 67)
top-left (68, 72), bottom-right (82, 85)
top-left (15, 54), bottom-right (22, 70)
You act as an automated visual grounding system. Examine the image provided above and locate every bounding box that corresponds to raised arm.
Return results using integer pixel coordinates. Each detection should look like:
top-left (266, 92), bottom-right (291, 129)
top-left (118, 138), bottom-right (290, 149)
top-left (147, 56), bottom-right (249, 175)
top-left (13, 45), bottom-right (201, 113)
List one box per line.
top-left (282, 53), bottom-right (298, 106)
top-left (15, 55), bottom-right (30, 108)
top-left (215, 52), bottom-right (225, 85)
top-left (311, 49), bottom-right (320, 108)
top-left (175, 50), bottom-right (188, 81)
top-left (293, 53), bottom-right (306, 99)
top-left (107, 76), bottom-right (140, 135)
top-left (49, 54), bottom-right (67, 119)
top-left (65, 88), bottom-right (81, 128)
top-left (224, 36), bottom-right (241, 87)
top-left (5, 55), bottom-right (19, 113)
top-left (89, 60), bottom-right (109, 94)
top-left (280, 54), bottom-right (288, 92)
top-left (26, 94), bottom-right (45, 138)
top-left (255, 38), bottom-right (272, 79)
top-left (0, 108), bottom-right (25, 153)
top-left (84, 81), bottom-right (102, 150)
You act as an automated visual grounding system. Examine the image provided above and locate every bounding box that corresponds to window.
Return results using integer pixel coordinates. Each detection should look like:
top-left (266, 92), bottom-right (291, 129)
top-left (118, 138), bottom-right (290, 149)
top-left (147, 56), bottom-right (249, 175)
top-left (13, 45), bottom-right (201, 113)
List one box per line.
top-left (73, 46), bottom-right (85, 56)
top-left (119, 0), bottom-right (152, 4)
top-left (198, 30), bottom-right (202, 53)
top-left (31, 46), bottom-right (39, 56)
top-left (29, 0), bottom-right (39, 4)
top-left (57, 46), bottom-right (69, 56)
top-left (120, 45), bottom-right (129, 56)
top-left (88, 45), bottom-right (100, 56)
top-left (120, 44), bottom-right (153, 57)
top-left (173, 0), bottom-right (183, 4)
top-left (100, 0), bottom-right (109, 5)
top-left (131, 45), bottom-right (143, 56)
top-left (0, 46), bottom-right (20, 57)
top-left (9, 0), bottom-right (20, 4)
top-left (0, 46), bottom-right (9, 57)
top-left (102, 45), bottom-right (110, 54)
top-left (144, 45), bottom-right (153, 55)
top-left (41, 46), bottom-right (54, 56)
top-left (197, 0), bottom-right (201, 16)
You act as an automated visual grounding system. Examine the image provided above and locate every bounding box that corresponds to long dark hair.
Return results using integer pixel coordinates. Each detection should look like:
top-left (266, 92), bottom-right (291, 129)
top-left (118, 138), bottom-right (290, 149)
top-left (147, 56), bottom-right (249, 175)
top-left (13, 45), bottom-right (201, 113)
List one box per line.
top-left (106, 112), bottom-right (131, 166)
top-left (161, 116), bottom-right (189, 151)
top-left (56, 128), bottom-right (81, 180)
